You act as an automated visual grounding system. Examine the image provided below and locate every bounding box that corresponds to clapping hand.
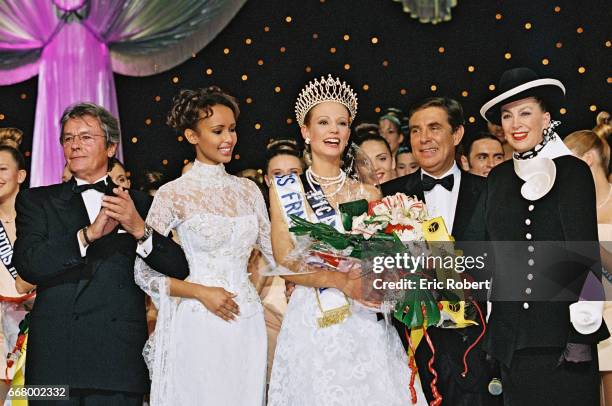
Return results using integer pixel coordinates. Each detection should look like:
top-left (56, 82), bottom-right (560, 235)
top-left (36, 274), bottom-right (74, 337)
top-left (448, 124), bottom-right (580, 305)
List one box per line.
top-left (86, 205), bottom-right (120, 242)
top-left (101, 188), bottom-right (146, 239)
top-left (196, 286), bottom-right (240, 322)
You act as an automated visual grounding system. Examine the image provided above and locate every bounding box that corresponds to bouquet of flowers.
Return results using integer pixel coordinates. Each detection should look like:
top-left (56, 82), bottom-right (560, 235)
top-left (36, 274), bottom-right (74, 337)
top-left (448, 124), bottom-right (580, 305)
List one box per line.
top-left (288, 192), bottom-right (484, 404)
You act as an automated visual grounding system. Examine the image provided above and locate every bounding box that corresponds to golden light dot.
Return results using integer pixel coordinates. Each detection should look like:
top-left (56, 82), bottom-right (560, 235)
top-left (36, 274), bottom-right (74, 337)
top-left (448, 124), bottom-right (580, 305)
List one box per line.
top-left (554, 6), bottom-right (561, 12)
top-left (223, 48), bottom-right (230, 55)
top-left (489, 84), bottom-right (496, 91)
top-left (344, 64), bottom-right (351, 70)
top-left (438, 46), bottom-right (445, 53)
top-left (131, 137), bottom-right (138, 143)
top-left (605, 41), bottom-right (611, 48)
top-left (24, 151), bottom-right (30, 157)
top-left (430, 84), bottom-right (438, 92)
top-left (234, 154), bottom-right (241, 160)
top-left (20, 93), bottom-right (27, 100)
top-left (560, 108), bottom-right (567, 115)
top-left (400, 88), bottom-right (407, 95)
top-left (578, 66), bottom-right (586, 74)
top-left (468, 116), bottom-right (476, 123)
top-left (504, 52), bottom-right (512, 60)
top-left (343, 34), bottom-right (350, 41)
top-left (171, 76), bottom-right (179, 83)
top-left (362, 84), bottom-right (369, 91)
top-left (145, 118), bottom-right (152, 125)
top-left (607, 77), bottom-right (612, 84)
top-left (285, 16), bottom-right (292, 23)
top-left (162, 160), bottom-right (168, 166)
top-left (495, 13), bottom-right (502, 20)
top-left (279, 46), bottom-right (286, 53)
top-left (257, 59), bottom-right (264, 66)
top-left (264, 26), bottom-right (270, 32)
top-left (461, 90), bottom-right (469, 97)
top-left (382, 60), bottom-right (389, 67)
top-left (177, 136), bottom-right (184, 142)
top-left (274, 86), bottom-right (281, 93)
top-left (330, 47), bottom-right (336, 54)
top-left (467, 65), bottom-right (475, 72)
top-left (542, 58), bottom-right (550, 65)
top-left (0, 114), bottom-right (4, 120)
top-left (374, 107), bottom-right (381, 113)
top-left (371, 37), bottom-right (379, 44)
top-left (556, 42), bottom-right (563, 48)
top-left (576, 27), bottom-right (584, 34)
top-left (524, 22), bottom-right (532, 30)
top-left (154, 95), bottom-right (161, 102)
top-left (590, 105), bottom-right (597, 112)
top-left (183, 159), bottom-right (189, 165)
top-left (312, 33), bottom-right (319, 39)
top-left (255, 123), bottom-right (262, 130)
top-left (246, 97), bottom-right (253, 104)
top-left (245, 38), bottom-right (252, 45)
top-left (305, 66), bottom-right (312, 73)
top-left (286, 118), bottom-right (293, 124)
top-left (205, 68), bottom-right (213, 75)
top-left (241, 74), bottom-right (248, 81)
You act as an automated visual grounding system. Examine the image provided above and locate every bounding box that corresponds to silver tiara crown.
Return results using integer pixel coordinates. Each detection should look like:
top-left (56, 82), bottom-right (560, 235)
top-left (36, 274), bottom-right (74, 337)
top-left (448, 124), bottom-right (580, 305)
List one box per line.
top-left (295, 74), bottom-right (358, 126)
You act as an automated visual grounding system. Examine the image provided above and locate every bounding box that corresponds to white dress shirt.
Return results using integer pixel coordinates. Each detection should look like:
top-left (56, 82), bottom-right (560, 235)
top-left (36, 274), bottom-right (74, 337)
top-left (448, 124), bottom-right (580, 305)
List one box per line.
top-left (421, 163), bottom-right (461, 235)
top-left (75, 175), bottom-right (107, 257)
top-left (75, 176), bottom-right (153, 257)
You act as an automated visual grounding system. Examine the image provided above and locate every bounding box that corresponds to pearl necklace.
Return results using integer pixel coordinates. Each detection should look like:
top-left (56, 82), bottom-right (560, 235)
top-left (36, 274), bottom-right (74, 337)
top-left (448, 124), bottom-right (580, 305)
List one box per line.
top-left (306, 167), bottom-right (346, 198)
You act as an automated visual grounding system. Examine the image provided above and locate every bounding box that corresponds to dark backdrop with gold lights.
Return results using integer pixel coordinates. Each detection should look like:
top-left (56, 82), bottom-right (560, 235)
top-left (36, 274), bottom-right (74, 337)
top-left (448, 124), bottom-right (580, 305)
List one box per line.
top-left (0, 0), bottom-right (610, 187)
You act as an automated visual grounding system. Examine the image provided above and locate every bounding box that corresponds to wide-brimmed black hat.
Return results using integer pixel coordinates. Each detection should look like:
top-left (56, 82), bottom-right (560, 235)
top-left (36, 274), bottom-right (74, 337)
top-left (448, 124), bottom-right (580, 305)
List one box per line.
top-left (480, 67), bottom-right (565, 125)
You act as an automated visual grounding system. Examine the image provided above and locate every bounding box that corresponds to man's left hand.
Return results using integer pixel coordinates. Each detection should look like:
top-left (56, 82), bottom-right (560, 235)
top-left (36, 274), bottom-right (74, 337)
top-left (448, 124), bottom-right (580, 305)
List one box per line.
top-left (101, 188), bottom-right (146, 239)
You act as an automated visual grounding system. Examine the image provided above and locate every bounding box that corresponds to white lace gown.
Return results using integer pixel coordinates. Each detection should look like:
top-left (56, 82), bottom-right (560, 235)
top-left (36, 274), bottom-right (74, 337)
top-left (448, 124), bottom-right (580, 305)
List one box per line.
top-left (135, 161), bottom-right (271, 406)
top-left (267, 180), bottom-right (427, 406)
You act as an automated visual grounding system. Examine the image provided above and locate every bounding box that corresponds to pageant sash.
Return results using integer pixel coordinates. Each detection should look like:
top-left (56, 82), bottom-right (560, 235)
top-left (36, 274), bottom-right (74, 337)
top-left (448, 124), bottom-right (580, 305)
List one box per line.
top-left (0, 221), bottom-right (17, 279)
top-left (274, 174), bottom-right (351, 328)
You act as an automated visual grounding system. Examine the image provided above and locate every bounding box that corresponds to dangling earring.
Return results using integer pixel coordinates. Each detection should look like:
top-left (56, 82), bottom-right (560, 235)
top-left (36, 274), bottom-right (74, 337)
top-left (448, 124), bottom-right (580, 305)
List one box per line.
top-left (305, 137), bottom-right (311, 145)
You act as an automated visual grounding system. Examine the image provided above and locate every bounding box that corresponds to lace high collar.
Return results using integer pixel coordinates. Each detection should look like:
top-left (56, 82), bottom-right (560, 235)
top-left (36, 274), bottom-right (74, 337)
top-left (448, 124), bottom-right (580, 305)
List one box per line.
top-left (190, 160), bottom-right (228, 177)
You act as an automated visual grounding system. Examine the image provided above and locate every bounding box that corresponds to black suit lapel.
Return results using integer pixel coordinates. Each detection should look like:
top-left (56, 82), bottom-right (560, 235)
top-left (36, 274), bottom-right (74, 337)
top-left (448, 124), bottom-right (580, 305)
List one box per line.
top-left (452, 172), bottom-right (482, 240)
top-left (403, 171), bottom-right (425, 201)
top-left (50, 178), bottom-right (90, 232)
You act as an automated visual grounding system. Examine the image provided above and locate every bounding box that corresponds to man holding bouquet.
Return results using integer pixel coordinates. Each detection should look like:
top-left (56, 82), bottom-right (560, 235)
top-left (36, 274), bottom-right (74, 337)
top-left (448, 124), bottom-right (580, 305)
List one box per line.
top-left (382, 97), bottom-right (499, 406)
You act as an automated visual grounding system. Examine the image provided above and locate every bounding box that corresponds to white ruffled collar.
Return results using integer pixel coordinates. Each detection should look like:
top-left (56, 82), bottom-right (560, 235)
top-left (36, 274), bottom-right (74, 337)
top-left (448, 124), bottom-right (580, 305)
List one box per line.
top-left (512, 133), bottom-right (573, 201)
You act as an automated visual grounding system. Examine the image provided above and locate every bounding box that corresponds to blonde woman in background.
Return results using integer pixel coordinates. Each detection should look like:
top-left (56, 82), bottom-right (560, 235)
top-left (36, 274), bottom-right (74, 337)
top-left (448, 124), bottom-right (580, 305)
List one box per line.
top-left (565, 125), bottom-right (612, 406)
top-left (0, 128), bottom-right (34, 401)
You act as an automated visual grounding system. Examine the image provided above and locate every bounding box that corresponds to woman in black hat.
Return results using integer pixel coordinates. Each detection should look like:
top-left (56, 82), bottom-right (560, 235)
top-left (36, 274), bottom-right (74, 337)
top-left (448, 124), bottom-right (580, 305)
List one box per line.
top-left (479, 67), bottom-right (610, 405)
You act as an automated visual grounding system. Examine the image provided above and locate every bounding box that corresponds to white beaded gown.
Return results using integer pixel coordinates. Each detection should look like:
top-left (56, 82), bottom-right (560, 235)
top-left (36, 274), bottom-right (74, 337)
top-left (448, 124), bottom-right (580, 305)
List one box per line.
top-left (134, 161), bottom-right (271, 405)
top-left (267, 175), bottom-right (427, 406)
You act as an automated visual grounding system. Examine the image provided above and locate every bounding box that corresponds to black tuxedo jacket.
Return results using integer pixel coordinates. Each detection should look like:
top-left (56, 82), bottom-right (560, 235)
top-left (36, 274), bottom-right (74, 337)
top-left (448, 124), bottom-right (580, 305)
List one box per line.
top-left (13, 179), bottom-right (189, 394)
top-left (382, 169), bottom-right (498, 406)
top-left (483, 156), bottom-right (610, 367)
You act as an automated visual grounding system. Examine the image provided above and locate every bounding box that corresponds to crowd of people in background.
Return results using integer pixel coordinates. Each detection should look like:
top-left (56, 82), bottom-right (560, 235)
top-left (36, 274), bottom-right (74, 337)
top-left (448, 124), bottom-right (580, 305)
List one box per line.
top-left (0, 67), bottom-right (609, 406)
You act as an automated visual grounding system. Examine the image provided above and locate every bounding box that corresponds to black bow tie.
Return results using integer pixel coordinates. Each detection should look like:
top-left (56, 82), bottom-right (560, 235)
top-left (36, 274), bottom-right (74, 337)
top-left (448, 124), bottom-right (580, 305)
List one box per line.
top-left (422, 173), bottom-right (454, 192)
top-left (73, 179), bottom-right (108, 194)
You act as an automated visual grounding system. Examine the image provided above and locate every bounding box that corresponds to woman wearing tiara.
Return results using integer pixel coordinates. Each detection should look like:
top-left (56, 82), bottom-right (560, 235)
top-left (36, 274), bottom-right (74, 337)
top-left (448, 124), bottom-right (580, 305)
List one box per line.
top-left (134, 87), bottom-right (271, 405)
top-left (267, 75), bottom-right (425, 405)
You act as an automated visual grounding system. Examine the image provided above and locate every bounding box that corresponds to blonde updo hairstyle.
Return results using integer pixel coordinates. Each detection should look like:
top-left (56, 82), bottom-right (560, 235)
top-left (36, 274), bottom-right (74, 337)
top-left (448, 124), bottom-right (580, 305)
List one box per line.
top-left (565, 129), bottom-right (610, 176)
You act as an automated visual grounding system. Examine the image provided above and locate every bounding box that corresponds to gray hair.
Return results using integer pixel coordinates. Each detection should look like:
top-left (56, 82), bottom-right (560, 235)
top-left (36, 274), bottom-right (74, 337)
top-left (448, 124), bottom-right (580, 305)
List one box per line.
top-left (59, 102), bottom-right (120, 146)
